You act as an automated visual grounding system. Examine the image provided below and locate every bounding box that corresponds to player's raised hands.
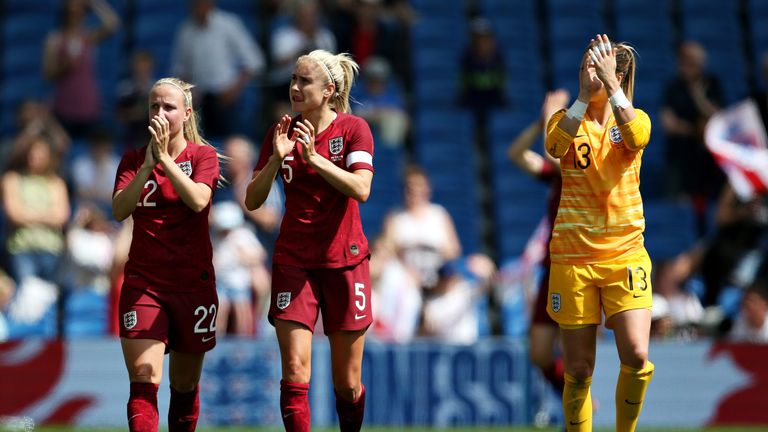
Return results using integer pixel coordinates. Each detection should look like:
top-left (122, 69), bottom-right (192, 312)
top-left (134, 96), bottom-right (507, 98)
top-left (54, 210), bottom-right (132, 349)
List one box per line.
top-left (589, 34), bottom-right (620, 90)
top-left (294, 119), bottom-right (317, 164)
top-left (148, 114), bottom-right (170, 162)
top-left (272, 114), bottom-right (297, 160)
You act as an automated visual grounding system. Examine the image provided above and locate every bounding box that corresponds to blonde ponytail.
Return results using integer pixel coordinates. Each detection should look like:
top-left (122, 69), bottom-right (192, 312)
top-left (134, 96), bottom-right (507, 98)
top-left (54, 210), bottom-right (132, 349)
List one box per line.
top-left (301, 50), bottom-right (360, 113)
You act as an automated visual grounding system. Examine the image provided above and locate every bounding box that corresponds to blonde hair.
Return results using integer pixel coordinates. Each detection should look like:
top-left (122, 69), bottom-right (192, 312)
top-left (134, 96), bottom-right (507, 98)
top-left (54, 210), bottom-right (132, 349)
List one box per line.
top-left (300, 50), bottom-right (359, 113)
top-left (151, 77), bottom-right (209, 146)
top-left (613, 42), bottom-right (638, 101)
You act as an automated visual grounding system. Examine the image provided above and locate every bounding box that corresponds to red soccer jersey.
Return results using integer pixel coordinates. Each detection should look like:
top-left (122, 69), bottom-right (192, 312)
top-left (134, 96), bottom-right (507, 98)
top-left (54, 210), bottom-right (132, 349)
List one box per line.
top-left (255, 112), bottom-right (374, 268)
top-left (114, 142), bottom-right (220, 289)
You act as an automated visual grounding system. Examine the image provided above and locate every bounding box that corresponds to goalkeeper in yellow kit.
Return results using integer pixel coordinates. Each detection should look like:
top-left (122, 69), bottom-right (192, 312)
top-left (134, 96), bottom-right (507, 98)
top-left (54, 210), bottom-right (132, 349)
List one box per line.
top-left (545, 34), bottom-right (654, 432)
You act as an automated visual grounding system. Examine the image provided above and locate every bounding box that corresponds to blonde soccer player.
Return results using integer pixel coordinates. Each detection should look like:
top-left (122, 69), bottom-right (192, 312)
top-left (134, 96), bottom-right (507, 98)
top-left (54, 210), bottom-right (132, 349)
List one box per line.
top-left (545, 34), bottom-right (654, 432)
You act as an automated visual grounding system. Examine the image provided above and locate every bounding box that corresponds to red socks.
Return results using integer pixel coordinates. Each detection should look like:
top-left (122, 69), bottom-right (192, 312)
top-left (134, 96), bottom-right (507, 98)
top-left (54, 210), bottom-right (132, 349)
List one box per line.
top-left (281, 380), bottom-right (311, 432)
top-left (128, 382), bottom-right (159, 432)
top-left (336, 384), bottom-right (366, 432)
top-left (169, 385), bottom-right (200, 432)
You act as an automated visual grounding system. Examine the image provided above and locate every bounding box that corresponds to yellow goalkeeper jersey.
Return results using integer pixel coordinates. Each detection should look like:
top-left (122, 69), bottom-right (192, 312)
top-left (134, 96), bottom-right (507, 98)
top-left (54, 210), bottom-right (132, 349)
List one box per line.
top-left (544, 108), bottom-right (651, 265)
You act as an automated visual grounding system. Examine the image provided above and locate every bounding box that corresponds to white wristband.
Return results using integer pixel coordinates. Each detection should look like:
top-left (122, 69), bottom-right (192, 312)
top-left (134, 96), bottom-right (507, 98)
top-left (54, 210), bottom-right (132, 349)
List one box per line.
top-left (609, 88), bottom-right (631, 110)
top-left (565, 99), bottom-right (587, 121)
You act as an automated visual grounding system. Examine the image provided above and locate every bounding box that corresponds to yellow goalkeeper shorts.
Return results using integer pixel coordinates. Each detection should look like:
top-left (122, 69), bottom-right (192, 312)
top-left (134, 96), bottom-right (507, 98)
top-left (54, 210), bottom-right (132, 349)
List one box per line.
top-left (547, 248), bottom-right (653, 326)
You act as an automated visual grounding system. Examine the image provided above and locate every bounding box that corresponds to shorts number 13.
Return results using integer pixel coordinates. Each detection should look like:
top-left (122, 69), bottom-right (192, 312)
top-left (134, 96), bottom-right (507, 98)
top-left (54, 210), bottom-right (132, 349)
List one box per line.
top-left (627, 265), bottom-right (648, 292)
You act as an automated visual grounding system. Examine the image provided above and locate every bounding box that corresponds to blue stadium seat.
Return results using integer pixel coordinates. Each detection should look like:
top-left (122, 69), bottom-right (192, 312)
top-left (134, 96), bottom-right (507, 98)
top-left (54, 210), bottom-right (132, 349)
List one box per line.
top-left (643, 200), bottom-right (698, 260)
top-left (477, 0), bottom-right (536, 18)
top-left (64, 289), bottom-right (109, 337)
top-left (615, 0), bottom-right (672, 17)
top-left (747, 0), bottom-right (768, 90)
top-left (410, 17), bottom-right (467, 52)
top-left (410, 0), bottom-right (465, 19)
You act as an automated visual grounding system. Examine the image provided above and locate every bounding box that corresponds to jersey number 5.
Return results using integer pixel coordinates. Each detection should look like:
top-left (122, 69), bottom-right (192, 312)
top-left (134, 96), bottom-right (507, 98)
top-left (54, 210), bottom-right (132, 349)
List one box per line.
top-left (282, 156), bottom-right (294, 183)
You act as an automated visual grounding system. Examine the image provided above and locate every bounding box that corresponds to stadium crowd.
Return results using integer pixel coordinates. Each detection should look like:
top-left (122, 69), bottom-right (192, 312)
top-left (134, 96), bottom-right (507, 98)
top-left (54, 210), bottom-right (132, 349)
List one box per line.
top-left (0, 0), bottom-right (767, 347)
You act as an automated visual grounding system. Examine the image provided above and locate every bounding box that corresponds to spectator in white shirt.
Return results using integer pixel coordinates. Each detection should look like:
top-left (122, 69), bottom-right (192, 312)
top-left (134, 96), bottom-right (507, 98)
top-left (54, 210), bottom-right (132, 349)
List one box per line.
top-left (171, 0), bottom-right (265, 139)
top-left (730, 282), bottom-right (768, 343)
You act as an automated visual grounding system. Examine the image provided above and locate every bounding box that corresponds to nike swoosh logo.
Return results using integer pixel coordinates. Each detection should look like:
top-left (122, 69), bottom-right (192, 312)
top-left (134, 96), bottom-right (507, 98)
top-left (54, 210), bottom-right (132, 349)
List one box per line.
top-left (633, 294), bottom-right (644, 298)
top-left (283, 411), bottom-right (296, 418)
top-left (575, 134), bottom-right (586, 138)
top-left (569, 419), bottom-right (587, 425)
top-left (354, 314), bottom-right (367, 320)
top-left (202, 335), bottom-right (215, 342)
top-left (625, 399), bottom-right (642, 405)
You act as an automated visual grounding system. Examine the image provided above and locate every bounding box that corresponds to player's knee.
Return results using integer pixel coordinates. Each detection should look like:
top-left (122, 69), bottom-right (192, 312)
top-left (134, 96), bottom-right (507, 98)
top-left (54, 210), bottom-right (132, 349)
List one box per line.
top-left (566, 359), bottom-right (594, 379)
top-left (283, 358), bottom-right (310, 382)
top-left (130, 362), bottom-right (158, 383)
top-left (170, 376), bottom-right (200, 393)
top-left (333, 384), bottom-right (361, 403)
top-left (624, 348), bottom-right (648, 370)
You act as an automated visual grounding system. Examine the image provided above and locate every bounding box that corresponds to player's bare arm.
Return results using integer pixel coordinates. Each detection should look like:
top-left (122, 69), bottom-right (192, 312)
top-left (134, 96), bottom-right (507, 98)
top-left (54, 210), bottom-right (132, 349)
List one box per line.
top-left (245, 116), bottom-right (295, 210)
top-left (112, 144), bottom-right (156, 221)
top-left (295, 119), bottom-right (372, 202)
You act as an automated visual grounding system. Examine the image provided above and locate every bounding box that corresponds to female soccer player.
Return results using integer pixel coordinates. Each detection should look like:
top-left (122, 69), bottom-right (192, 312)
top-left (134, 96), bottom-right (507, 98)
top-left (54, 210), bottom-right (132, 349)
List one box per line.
top-left (113, 77), bottom-right (220, 432)
top-left (545, 34), bottom-right (654, 432)
top-left (245, 49), bottom-right (373, 432)
top-left (507, 89), bottom-right (570, 407)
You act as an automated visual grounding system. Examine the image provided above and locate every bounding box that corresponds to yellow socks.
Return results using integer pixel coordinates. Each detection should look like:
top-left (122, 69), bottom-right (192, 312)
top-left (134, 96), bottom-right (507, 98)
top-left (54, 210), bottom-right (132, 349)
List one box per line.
top-left (616, 361), bottom-right (655, 432)
top-left (563, 373), bottom-right (592, 431)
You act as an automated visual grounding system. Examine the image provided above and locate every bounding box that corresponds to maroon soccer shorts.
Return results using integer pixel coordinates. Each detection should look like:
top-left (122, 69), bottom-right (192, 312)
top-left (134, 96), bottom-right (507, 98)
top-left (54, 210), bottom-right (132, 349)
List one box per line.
top-left (119, 276), bottom-right (219, 353)
top-left (269, 259), bottom-right (373, 334)
top-left (531, 264), bottom-right (558, 326)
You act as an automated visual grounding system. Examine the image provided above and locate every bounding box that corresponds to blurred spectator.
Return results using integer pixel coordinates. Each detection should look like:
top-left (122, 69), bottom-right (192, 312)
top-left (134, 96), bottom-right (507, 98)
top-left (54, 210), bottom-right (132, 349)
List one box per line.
top-left (351, 56), bottom-right (409, 148)
top-left (42, 0), bottom-right (120, 140)
top-left (729, 281), bottom-right (768, 343)
top-left (266, 0), bottom-right (337, 121)
top-left (70, 127), bottom-right (120, 213)
top-left (171, 0), bottom-right (266, 140)
top-left (369, 236), bottom-right (422, 343)
top-left (656, 182), bottom-right (767, 312)
top-left (1, 134), bottom-right (70, 284)
top-left (211, 201), bottom-right (271, 336)
top-left (222, 135), bottom-right (283, 256)
top-left (0, 269), bottom-right (15, 342)
top-left (332, 0), bottom-right (411, 84)
top-left (379, 165), bottom-right (462, 291)
top-left (458, 17), bottom-right (506, 128)
top-left (650, 294), bottom-right (674, 339)
top-left (116, 51), bottom-right (156, 150)
top-left (661, 41), bottom-right (725, 235)
top-left (419, 254), bottom-right (496, 344)
top-left (60, 204), bottom-right (116, 294)
top-left (654, 259), bottom-right (706, 339)
top-left (2, 99), bottom-right (71, 168)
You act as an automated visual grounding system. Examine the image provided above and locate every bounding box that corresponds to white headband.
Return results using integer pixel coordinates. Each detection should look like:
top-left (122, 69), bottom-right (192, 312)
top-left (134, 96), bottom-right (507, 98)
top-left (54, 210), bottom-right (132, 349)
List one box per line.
top-left (156, 79), bottom-right (192, 107)
top-left (316, 59), bottom-right (337, 91)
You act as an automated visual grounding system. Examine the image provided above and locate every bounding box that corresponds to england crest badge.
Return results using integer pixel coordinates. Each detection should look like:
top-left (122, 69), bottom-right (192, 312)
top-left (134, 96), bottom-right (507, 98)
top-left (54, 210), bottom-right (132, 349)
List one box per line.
top-left (551, 293), bottom-right (561, 313)
top-left (277, 292), bottom-right (291, 310)
top-left (609, 125), bottom-right (624, 148)
top-left (123, 310), bottom-right (137, 329)
top-left (177, 160), bottom-right (193, 176)
top-left (328, 137), bottom-right (344, 155)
